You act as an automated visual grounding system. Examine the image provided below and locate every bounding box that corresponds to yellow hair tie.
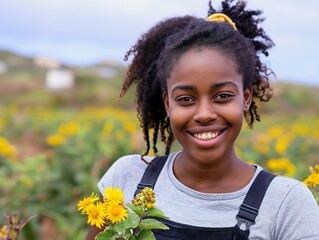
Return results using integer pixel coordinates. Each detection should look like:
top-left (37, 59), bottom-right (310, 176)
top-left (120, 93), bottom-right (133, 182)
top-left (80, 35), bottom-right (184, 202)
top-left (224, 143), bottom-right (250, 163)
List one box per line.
top-left (206, 13), bottom-right (237, 30)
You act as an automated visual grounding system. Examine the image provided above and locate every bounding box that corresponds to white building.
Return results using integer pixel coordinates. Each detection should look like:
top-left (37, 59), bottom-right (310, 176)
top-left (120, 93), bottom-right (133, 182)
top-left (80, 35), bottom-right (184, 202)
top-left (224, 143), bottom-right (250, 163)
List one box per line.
top-left (0, 61), bottom-right (8, 74)
top-left (46, 69), bottom-right (74, 90)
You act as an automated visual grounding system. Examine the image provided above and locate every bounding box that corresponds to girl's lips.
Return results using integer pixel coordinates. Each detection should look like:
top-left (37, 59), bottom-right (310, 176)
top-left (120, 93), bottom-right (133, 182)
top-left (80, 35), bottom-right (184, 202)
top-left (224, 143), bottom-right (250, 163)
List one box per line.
top-left (188, 129), bottom-right (226, 146)
top-left (192, 131), bottom-right (221, 141)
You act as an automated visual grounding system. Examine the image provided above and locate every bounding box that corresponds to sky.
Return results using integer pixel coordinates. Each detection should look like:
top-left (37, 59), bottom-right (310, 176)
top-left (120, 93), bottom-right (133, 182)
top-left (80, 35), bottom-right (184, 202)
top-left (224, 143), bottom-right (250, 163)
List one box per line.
top-left (0, 0), bottom-right (319, 86)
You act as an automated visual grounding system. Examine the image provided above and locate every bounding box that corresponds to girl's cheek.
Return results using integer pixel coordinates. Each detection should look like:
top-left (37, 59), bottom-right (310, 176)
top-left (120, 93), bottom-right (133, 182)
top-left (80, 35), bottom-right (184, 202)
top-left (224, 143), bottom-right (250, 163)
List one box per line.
top-left (219, 103), bottom-right (244, 122)
top-left (168, 106), bottom-right (192, 125)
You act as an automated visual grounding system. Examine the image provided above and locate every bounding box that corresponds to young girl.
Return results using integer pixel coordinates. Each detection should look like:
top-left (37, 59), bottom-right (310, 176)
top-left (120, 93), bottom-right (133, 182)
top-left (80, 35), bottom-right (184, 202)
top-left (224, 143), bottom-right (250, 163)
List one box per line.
top-left (88, 0), bottom-right (319, 239)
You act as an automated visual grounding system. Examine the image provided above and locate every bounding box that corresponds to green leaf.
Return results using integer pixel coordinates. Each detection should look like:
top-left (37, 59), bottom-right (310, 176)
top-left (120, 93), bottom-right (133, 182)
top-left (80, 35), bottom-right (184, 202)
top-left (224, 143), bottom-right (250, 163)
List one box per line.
top-left (129, 235), bottom-right (137, 240)
top-left (123, 229), bottom-right (133, 239)
top-left (146, 207), bottom-right (169, 219)
top-left (139, 219), bottom-right (169, 230)
top-left (127, 203), bottom-right (145, 215)
top-left (126, 211), bottom-right (141, 228)
top-left (136, 229), bottom-right (156, 240)
top-left (113, 211), bottom-right (140, 234)
top-left (114, 222), bottom-right (126, 233)
top-left (104, 225), bottom-right (115, 231)
top-left (114, 211), bottom-right (140, 231)
top-left (95, 230), bottom-right (116, 240)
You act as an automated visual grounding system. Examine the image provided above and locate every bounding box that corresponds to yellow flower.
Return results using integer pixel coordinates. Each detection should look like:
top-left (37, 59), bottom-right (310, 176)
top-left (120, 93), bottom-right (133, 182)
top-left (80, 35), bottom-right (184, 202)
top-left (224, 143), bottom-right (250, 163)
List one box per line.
top-left (132, 187), bottom-right (156, 209)
top-left (46, 134), bottom-right (66, 146)
top-left (266, 158), bottom-right (296, 177)
top-left (106, 203), bottom-right (128, 224)
top-left (303, 165), bottom-right (319, 188)
top-left (58, 121), bottom-right (80, 137)
top-left (268, 126), bottom-right (283, 138)
top-left (87, 202), bottom-right (108, 229)
top-left (104, 187), bottom-right (125, 205)
top-left (0, 137), bottom-right (17, 160)
top-left (146, 203), bottom-right (156, 209)
top-left (291, 124), bottom-right (309, 137)
top-left (123, 121), bottom-right (136, 134)
top-left (77, 192), bottom-right (100, 215)
top-left (0, 225), bottom-right (9, 239)
top-left (102, 122), bottom-right (114, 136)
top-left (275, 135), bottom-right (290, 155)
top-left (304, 174), bottom-right (319, 188)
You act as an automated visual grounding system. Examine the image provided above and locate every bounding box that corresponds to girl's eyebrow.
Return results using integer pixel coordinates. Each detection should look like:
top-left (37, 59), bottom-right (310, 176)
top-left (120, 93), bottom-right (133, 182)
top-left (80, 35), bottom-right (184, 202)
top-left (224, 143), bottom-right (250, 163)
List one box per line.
top-left (171, 81), bottom-right (239, 93)
top-left (171, 85), bottom-right (195, 93)
top-left (211, 81), bottom-right (239, 90)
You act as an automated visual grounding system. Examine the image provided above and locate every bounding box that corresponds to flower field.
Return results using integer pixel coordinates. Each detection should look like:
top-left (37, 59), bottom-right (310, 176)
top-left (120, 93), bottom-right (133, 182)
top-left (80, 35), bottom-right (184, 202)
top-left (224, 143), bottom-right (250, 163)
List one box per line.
top-left (0, 104), bottom-right (145, 239)
top-left (0, 102), bottom-right (318, 239)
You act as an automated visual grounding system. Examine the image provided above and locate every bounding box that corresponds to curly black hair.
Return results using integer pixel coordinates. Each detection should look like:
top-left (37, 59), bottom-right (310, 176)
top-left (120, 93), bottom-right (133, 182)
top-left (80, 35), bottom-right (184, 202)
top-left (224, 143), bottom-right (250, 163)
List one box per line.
top-left (121, 0), bottom-right (274, 159)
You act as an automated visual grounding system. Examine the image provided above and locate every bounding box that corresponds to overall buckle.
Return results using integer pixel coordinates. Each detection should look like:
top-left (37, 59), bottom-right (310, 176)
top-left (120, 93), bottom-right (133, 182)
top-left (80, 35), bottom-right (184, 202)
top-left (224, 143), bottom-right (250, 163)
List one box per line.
top-left (236, 204), bottom-right (259, 230)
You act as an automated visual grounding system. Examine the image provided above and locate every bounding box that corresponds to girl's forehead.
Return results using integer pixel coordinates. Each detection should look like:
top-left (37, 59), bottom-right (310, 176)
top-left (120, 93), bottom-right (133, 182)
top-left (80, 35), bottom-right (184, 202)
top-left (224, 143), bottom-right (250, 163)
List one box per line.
top-left (171, 47), bottom-right (238, 75)
top-left (167, 47), bottom-right (243, 89)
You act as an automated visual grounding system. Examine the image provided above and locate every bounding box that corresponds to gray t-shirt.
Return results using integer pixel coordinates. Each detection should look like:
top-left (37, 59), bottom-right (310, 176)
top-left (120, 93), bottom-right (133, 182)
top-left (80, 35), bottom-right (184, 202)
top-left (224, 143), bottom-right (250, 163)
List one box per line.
top-left (98, 152), bottom-right (319, 239)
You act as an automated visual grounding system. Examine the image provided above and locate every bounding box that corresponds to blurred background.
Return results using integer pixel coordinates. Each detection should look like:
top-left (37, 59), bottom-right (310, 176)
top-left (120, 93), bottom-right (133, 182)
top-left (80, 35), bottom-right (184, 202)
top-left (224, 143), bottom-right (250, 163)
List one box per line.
top-left (0, 0), bottom-right (318, 239)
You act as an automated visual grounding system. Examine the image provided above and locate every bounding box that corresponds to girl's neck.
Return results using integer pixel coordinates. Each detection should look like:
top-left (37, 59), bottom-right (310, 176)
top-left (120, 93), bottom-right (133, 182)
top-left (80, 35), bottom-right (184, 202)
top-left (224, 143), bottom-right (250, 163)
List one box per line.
top-left (172, 151), bottom-right (255, 193)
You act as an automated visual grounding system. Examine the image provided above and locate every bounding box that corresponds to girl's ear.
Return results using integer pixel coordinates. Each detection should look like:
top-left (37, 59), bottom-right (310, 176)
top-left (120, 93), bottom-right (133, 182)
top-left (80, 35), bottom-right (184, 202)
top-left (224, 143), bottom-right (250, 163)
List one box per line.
top-left (162, 93), bottom-right (170, 116)
top-left (243, 86), bottom-right (253, 111)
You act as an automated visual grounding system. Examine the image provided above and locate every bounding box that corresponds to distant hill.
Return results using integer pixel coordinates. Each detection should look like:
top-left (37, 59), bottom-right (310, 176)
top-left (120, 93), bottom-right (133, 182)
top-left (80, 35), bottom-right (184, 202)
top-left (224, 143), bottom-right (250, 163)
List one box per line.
top-left (0, 50), bottom-right (35, 71)
top-left (0, 50), bottom-right (125, 71)
top-left (266, 81), bottom-right (319, 116)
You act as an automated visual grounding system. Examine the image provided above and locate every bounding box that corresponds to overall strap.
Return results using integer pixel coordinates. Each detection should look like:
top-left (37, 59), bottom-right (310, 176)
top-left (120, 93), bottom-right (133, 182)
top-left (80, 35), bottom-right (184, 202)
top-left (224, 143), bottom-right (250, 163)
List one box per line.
top-left (134, 156), bottom-right (168, 197)
top-left (236, 170), bottom-right (276, 230)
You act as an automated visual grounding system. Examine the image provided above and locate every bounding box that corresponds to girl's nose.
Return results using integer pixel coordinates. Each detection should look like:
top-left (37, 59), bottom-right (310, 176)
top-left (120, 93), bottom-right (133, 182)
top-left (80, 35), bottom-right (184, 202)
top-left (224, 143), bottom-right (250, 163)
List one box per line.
top-left (193, 100), bottom-right (217, 123)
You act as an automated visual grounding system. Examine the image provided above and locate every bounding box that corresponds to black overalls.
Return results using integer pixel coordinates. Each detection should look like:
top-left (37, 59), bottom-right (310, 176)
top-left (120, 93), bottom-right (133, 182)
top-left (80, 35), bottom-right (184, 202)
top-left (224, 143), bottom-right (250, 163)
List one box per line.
top-left (134, 156), bottom-right (276, 240)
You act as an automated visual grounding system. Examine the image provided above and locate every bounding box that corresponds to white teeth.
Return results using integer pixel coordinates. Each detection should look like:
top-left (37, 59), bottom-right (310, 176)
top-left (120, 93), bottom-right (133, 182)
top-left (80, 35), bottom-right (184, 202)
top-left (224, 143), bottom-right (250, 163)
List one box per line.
top-left (193, 132), bottom-right (219, 141)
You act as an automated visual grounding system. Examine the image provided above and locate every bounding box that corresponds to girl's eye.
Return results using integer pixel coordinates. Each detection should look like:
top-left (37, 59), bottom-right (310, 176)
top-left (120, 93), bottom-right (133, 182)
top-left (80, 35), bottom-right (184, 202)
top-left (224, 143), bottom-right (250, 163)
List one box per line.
top-left (176, 96), bottom-right (195, 104)
top-left (214, 93), bottom-right (234, 102)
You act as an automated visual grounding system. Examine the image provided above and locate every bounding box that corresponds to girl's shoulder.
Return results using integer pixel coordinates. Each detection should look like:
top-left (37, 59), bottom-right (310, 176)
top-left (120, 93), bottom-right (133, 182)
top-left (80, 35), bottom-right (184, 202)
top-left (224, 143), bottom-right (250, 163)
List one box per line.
top-left (98, 154), bottom-right (155, 193)
top-left (261, 171), bottom-right (317, 211)
top-left (111, 154), bottom-right (153, 168)
top-left (260, 168), bottom-right (310, 201)
top-left (270, 174), bottom-right (306, 194)
top-left (104, 154), bottom-right (155, 178)
top-left (254, 165), bottom-right (315, 207)
top-left (254, 165), bottom-right (301, 192)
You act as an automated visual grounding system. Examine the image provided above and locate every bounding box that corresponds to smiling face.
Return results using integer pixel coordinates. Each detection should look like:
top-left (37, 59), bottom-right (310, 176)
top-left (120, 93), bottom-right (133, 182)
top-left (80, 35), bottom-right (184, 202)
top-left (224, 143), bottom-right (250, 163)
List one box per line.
top-left (163, 47), bottom-right (252, 165)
